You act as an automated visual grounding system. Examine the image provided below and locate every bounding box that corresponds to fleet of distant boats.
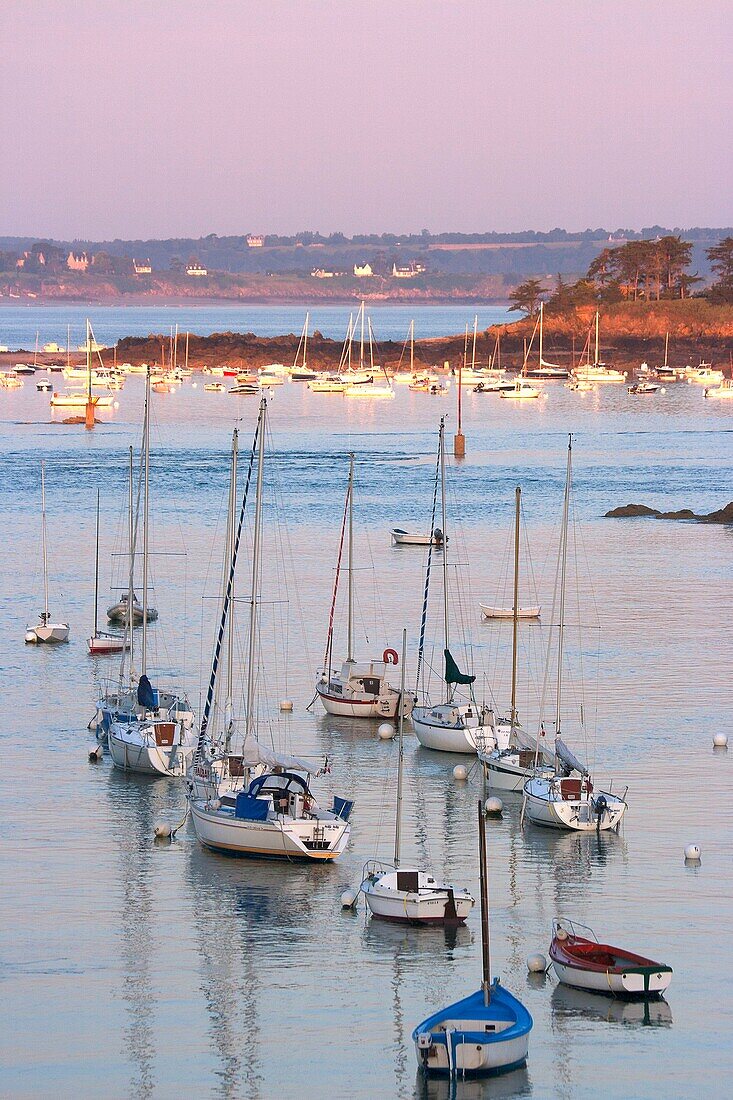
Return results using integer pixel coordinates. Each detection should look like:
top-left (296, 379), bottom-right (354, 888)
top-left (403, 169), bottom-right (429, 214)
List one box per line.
top-left (17, 309), bottom-right (681, 1081)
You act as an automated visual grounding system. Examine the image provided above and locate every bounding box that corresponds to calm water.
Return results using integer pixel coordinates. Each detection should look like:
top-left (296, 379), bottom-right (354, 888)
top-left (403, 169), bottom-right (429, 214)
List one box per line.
top-left (1, 373), bottom-right (732, 1099)
top-left (0, 303), bottom-right (512, 350)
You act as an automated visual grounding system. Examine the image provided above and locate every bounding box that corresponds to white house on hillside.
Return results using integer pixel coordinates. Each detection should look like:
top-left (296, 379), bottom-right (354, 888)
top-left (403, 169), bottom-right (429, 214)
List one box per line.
top-left (353, 262), bottom-right (373, 277)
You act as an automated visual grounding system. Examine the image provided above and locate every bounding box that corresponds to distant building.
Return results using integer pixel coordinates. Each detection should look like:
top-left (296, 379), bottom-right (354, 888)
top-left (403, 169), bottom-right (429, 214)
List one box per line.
top-left (311, 268), bottom-right (335, 278)
top-left (392, 261), bottom-right (426, 279)
top-left (353, 262), bottom-right (374, 278)
top-left (133, 258), bottom-right (152, 274)
top-left (186, 261), bottom-right (208, 277)
top-left (247, 235), bottom-right (265, 248)
top-left (66, 250), bottom-right (89, 272)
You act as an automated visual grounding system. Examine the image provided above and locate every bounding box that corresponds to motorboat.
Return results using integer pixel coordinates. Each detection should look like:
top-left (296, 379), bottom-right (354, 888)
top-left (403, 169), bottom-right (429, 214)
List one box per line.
top-left (549, 918), bottom-right (672, 998)
top-left (704, 379), bottom-right (733, 399)
top-left (686, 361), bottom-right (724, 385)
top-left (391, 527), bottom-right (448, 547)
top-left (107, 591), bottom-right (158, 624)
top-left (24, 462), bottom-right (69, 644)
top-left (566, 379), bottom-right (595, 392)
top-left (474, 377), bottom-right (516, 393)
top-left (203, 382), bottom-right (225, 393)
top-left (628, 381), bottom-right (660, 394)
top-left (36, 376), bottom-right (53, 392)
top-left (308, 374), bottom-right (346, 392)
top-left (316, 455), bottom-right (412, 721)
top-left (412, 803), bottom-right (532, 1078)
top-left (229, 383), bottom-right (259, 395)
top-left (0, 370), bottom-right (24, 388)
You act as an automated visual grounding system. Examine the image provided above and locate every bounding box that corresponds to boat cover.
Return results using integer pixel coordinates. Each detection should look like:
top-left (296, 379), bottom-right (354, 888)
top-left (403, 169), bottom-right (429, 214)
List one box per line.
top-left (444, 648), bottom-right (475, 686)
top-left (555, 738), bottom-right (588, 777)
top-left (238, 738), bottom-right (314, 773)
top-left (137, 674), bottom-right (157, 709)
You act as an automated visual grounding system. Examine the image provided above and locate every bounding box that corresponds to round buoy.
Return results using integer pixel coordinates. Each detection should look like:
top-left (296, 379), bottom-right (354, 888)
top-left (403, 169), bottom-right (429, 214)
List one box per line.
top-left (453, 764), bottom-right (468, 781)
top-left (527, 953), bottom-right (547, 973)
top-left (713, 732), bottom-right (728, 748)
top-left (88, 744), bottom-right (103, 763)
top-left (154, 822), bottom-right (172, 840)
top-left (378, 722), bottom-right (395, 740)
top-left (25, 631), bottom-right (37, 644)
top-left (280, 699), bottom-right (294, 712)
top-left (684, 844), bottom-right (701, 861)
top-left (661, 387), bottom-right (667, 395)
top-left (485, 797), bottom-right (504, 816)
top-left (341, 889), bottom-right (357, 909)
top-left (192, 382), bottom-right (198, 389)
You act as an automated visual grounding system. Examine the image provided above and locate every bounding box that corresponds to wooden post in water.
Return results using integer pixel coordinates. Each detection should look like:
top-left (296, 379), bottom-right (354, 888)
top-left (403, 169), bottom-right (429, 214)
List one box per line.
top-left (84, 318), bottom-right (95, 430)
top-left (478, 800), bottom-right (492, 1005)
top-left (454, 348), bottom-right (466, 458)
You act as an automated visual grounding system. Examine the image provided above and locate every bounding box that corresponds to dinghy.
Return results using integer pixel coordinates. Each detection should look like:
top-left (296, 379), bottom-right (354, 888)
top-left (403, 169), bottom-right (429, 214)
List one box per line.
top-left (25, 462), bottom-right (69, 644)
top-left (390, 527), bottom-right (447, 547)
top-left (550, 918), bottom-right (672, 998)
top-left (360, 630), bottom-right (475, 925)
top-left (480, 604), bottom-right (540, 620)
top-left (413, 802), bottom-right (532, 1078)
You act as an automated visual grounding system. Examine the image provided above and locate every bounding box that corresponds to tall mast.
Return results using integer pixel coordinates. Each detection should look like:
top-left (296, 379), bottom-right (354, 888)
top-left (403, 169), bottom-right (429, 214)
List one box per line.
top-left (664, 331), bottom-right (669, 368)
top-left (594, 311), bottom-right (600, 366)
top-left (34, 330), bottom-right (39, 370)
top-left (141, 369), bottom-right (151, 675)
top-left (471, 315), bottom-right (478, 372)
top-left (86, 319), bottom-right (92, 404)
top-left (174, 324), bottom-right (178, 371)
top-left (394, 627), bottom-right (407, 868)
top-left (127, 445), bottom-right (135, 680)
top-left (41, 461), bottom-right (49, 621)
top-left (539, 301), bottom-right (544, 366)
top-left (185, 331), bottom-right (190, 372)
top-left (225, 429), bottom-right (239, 711)
top-left (66, 325), bottom-right (70, 371)
top-left (555, 438), bottom-right (572, 737)
top-left (93, 488), bottom-right (100, 638)
top-left (347, 452), bottom-right (354, 662)
top-left (478, 801), bottom-right (492, 1005)
top-left (511, 486), bottom-right (521, 728)
top-left (303, 312), bottom-right (309, 369)
top-left (439, 419), bottom-right (449, 653)
top-left (245, 397), bottom-right (267, 743)
top-left (410, 319), bottom-right (414, 375)
top-left (347, 313), bottom-right (353, 374)
top-left (359, 301), bottom-right (365, 371)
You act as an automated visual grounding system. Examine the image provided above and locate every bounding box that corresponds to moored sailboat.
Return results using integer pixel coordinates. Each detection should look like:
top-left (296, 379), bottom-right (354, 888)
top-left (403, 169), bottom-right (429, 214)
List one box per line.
top-left (88, 489), bottom-right (129, 655)
top-left (25, 461), bottom-right (69, 644)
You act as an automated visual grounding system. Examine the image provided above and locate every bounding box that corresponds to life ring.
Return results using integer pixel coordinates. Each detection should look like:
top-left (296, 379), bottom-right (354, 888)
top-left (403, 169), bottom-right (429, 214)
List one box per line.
top-left (383, 648), bottom-right (399, 665)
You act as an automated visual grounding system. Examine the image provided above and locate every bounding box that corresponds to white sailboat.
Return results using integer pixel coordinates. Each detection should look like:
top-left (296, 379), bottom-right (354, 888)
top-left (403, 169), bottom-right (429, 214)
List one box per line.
top-left (189, 397), bottom-right (354, 860)
top-left (287, 314), bottom-right (316, 380)
top-left (344, 306), bottom-right (393, 397)
top-left (572, 313), bottom-right (626, 383)
top-left (25, 461), bottom-right (69, 644)
top-left (478, 488), bottom-right (554, 791)
top-left (522, 439), bottom-right (627, 831)
top-left (87, 489), bottom-right (129, 655)
top-left (316, 454), bottom-right (412, 720)
top-left (412, 419), bottom-right (495, 753)
top-left (524, 302), bottom-right (569, 379)
top-left (361, 629), bottom-right (475, 924)
top-left (106, 373), bottom-right (195, 777)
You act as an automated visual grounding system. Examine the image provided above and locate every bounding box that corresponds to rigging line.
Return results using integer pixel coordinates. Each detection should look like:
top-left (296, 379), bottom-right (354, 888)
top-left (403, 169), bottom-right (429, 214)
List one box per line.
top-left (324, 472), bottom-right (350, 671)
top-left (416, 426), bottom-right (442, 692)
top-left (196, 414), bottom-right (261, 756)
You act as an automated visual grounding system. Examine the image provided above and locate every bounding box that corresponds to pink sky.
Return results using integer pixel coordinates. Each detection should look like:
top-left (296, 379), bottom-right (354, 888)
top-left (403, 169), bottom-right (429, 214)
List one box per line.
top-left (1, 0), bottom-right (731, 238)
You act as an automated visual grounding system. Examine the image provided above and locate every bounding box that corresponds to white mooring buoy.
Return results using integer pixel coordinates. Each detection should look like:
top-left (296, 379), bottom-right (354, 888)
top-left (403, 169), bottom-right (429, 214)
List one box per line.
top-left (485, 796), bottom-right (504, 816)
top-left (154, 822), bottom-right (172, 840)
top-left (378, 722), bottom-right (395, 740)
top-left (684, 844), bottom-right (701, 861)
top-left (280, 699), bottom-right (294, 712)
top-left (88, 744), bottom-right (103, 763)
top-left (713, 732), bottom-right (728, 748)
top-left (340, 889), bottom-right (357, 910)
top-left (453, 764), bottom-right (468, 781)
top-left (527, 953), bottom-right (547, 973)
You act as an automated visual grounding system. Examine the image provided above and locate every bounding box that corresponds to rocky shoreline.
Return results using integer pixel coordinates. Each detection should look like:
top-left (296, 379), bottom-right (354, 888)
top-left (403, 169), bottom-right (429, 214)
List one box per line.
top-left (605, 502), bottom-right (733, 523)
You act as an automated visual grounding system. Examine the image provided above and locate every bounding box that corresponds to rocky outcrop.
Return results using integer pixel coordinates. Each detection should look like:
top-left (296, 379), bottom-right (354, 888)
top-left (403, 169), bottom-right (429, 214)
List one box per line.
top-left (605, 502), bottom-right (733, 523)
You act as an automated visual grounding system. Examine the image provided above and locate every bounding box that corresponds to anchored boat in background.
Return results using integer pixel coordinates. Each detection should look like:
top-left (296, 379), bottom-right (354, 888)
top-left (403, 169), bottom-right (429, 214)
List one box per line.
top-left (25, 461), bottom-right (69, 644)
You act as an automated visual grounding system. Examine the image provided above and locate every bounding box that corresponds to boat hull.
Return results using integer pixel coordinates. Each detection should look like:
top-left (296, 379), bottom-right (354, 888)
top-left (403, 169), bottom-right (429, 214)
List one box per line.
top-left (552, 958), bottom-right (672, 997)
top-left (25, 622), bottom-right (69, 644)
top-left (362, 869), bottom-right (474, 925)
top-left (480, 604), bottom-right (540, 620)
top-left (523, 777), bottom-right (627, 832)
top-left (189, 799), bottom-right (350, 860)
top-left (412, 709), bottom-right (489, 754)
top-left (108, 719), bottom-right (195, 777)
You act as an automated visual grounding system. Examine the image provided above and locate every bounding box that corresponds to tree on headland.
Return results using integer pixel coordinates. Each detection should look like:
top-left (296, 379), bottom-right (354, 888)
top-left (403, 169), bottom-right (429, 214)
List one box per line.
top-left (509, 278), bottom-right (545, 315)
top-left (706, 237), bottom-right (733, 303)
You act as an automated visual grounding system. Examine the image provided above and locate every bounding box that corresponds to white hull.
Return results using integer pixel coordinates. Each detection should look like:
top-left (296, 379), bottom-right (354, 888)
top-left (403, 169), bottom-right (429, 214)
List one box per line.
top-left (480, 604), bottom-right (540, 620)
top-left (391, 530), bottom-right (447, 547)
top-left (88, 632), bottom-right (129, 654)
top-left (412, 708), bottom-right (489, 754)
top-left (415, 1032), bottom-right (529, 1077)
top-left (190, 799), bottom-right (350, 860)
top-left (344, 384), bottom-right (394, 398)
top-left (316, 682), bottom-right (411, 720)
top-left (108, 717), bottom-right (195, 777)
top-left (25, 621), bottom-right (69, 644)
top-left (523, 777), bottom-right (626, 832)
top-left (553, 959), bottom-right (672, 997)
top-left (362, 868), bottom-right (474, 924)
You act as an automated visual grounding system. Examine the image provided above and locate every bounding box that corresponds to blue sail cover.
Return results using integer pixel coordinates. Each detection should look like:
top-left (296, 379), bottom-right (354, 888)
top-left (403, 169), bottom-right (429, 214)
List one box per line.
top-left (137, 674), bottom-right (157, 709)
top-left (444, 649), bottom-right (476, 686)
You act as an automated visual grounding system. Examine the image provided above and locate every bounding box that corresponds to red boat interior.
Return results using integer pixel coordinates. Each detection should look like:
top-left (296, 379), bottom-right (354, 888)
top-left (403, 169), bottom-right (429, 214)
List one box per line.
top-left (556, 935), bottom-right (648, 971)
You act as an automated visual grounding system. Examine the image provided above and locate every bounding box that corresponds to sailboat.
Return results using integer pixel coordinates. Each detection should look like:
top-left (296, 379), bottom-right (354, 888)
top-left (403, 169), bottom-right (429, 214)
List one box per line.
top-left (524, 303), bottom-right (569, 379)
top-left (189, 397), bottom-right (354, 859)
top-left (412, 802), bottom-right (532, 1078)
top-left (412, 419), bottom-right (496, 753)
top-left (88, 489), bottom-right (129, 655)
top-left (344, 312), bottom-right (394, 398)
top-left (478, 488), bottom-right (554, 791)
top-left (572, 313), bottom-right (626, 383)
top-left (316, 454), bottom-right (412, 720)
top-left (25, 461), bottom-right (69, 644)
top-left (361, 630), bottom-right (475, 923)
top-left (522, 439), bottom-right (628, 831)
top-left (50, 320), bottom-right (115, 414)
top-left (308, 313), bottom-right (353, 392)
top-left (106, 373), bottom-right (195, 777)
top-left (287, 314), bottom-right (316, 381)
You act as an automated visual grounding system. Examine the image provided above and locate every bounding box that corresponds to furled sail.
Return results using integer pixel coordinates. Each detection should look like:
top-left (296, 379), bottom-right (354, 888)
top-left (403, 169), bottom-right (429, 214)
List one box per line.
top-left (555, 738), bottom-right (589, 777)
top-left (444, 648), bottom-right (476, 686)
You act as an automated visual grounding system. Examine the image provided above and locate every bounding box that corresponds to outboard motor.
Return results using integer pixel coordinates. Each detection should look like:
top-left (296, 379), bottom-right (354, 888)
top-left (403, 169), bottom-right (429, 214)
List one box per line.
top-left (433, 527), bottom-right (444, 547)
top-left (593, 794), bottom-right (609, 831)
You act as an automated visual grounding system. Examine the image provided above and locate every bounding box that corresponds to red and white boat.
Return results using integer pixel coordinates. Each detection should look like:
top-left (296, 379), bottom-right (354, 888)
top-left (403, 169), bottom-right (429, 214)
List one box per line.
top-left (550, 919), bottom-right (673, 998)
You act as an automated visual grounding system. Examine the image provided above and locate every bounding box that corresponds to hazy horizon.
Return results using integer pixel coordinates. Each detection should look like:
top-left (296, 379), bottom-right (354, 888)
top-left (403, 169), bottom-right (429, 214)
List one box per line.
top-left (2, 0), bottom-right (731, 239)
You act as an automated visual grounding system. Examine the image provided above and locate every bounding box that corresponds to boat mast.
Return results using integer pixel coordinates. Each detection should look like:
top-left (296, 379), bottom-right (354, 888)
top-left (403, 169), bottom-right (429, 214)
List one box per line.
top-left (478, 801), bottom-right (492, 1005)
top-left (511, 486), bottom-right (520, 728)
top-left (127, 445), bottom-right (135, 681)
top-left (538, 302), bottom-right (543, 367)
top-left (34, 330), bottom-right (39, 370)
top-left (347, 452), bottom-right (354, 662)
top-left (664, 332), bottom-right (669, 369)
top-left (41, 461), bottom-right (49, 622)
top-left (555, 438), bottom-right (572, 738)
top-left (141, 368), bottom-right (151, 676)
top-left (439, 418), bottom-right (449, 653)
top-left (471, 315), bottom-right (478, 373)
top-left (245, 397), bottom-right (267, 743)
top-left (394, 627), bottom-right (407, 868)
top-left (93, 488), bottom-right (100, 638)
top-left (66, 325), bottom-right (70, 372)
top-left (594, 311), bottom-right (600, 367)
top-left (303, 312), bottom-right (309, 369)
top-left (185, 331), bottom-right (190, 372)
top-left (225, 429), bottom-right (238, 718)
top-left (359, 301), bottom-right (365, 371)
top-left (347, 313), bottom-right (353, 374)
top-left (409, 319), bottom-right (414, 375)
top-left (86, 319), bottom-right (92, 404)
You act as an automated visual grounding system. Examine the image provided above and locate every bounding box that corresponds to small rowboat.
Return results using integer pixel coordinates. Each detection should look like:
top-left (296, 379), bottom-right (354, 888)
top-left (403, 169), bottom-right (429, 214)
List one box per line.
top-left (480, 604), bottom-right (540, 620)
top-left (229, 383), bottom-right (259, 395)
top-left (203, 382), bottom-right (224, 393)
top-left (88, 631), bottom-right (129, 655)
top-left (550, 919), bottom-right (673, 999)
top-left (391, 528), bottom-right (448, 547)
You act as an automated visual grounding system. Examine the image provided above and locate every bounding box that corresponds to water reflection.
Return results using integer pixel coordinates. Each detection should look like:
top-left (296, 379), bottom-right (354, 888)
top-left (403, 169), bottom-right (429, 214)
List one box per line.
top-left (551, 983), bottom-right (673, 1029)
top-left (412, 1065), bottom-right (532, 1100)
